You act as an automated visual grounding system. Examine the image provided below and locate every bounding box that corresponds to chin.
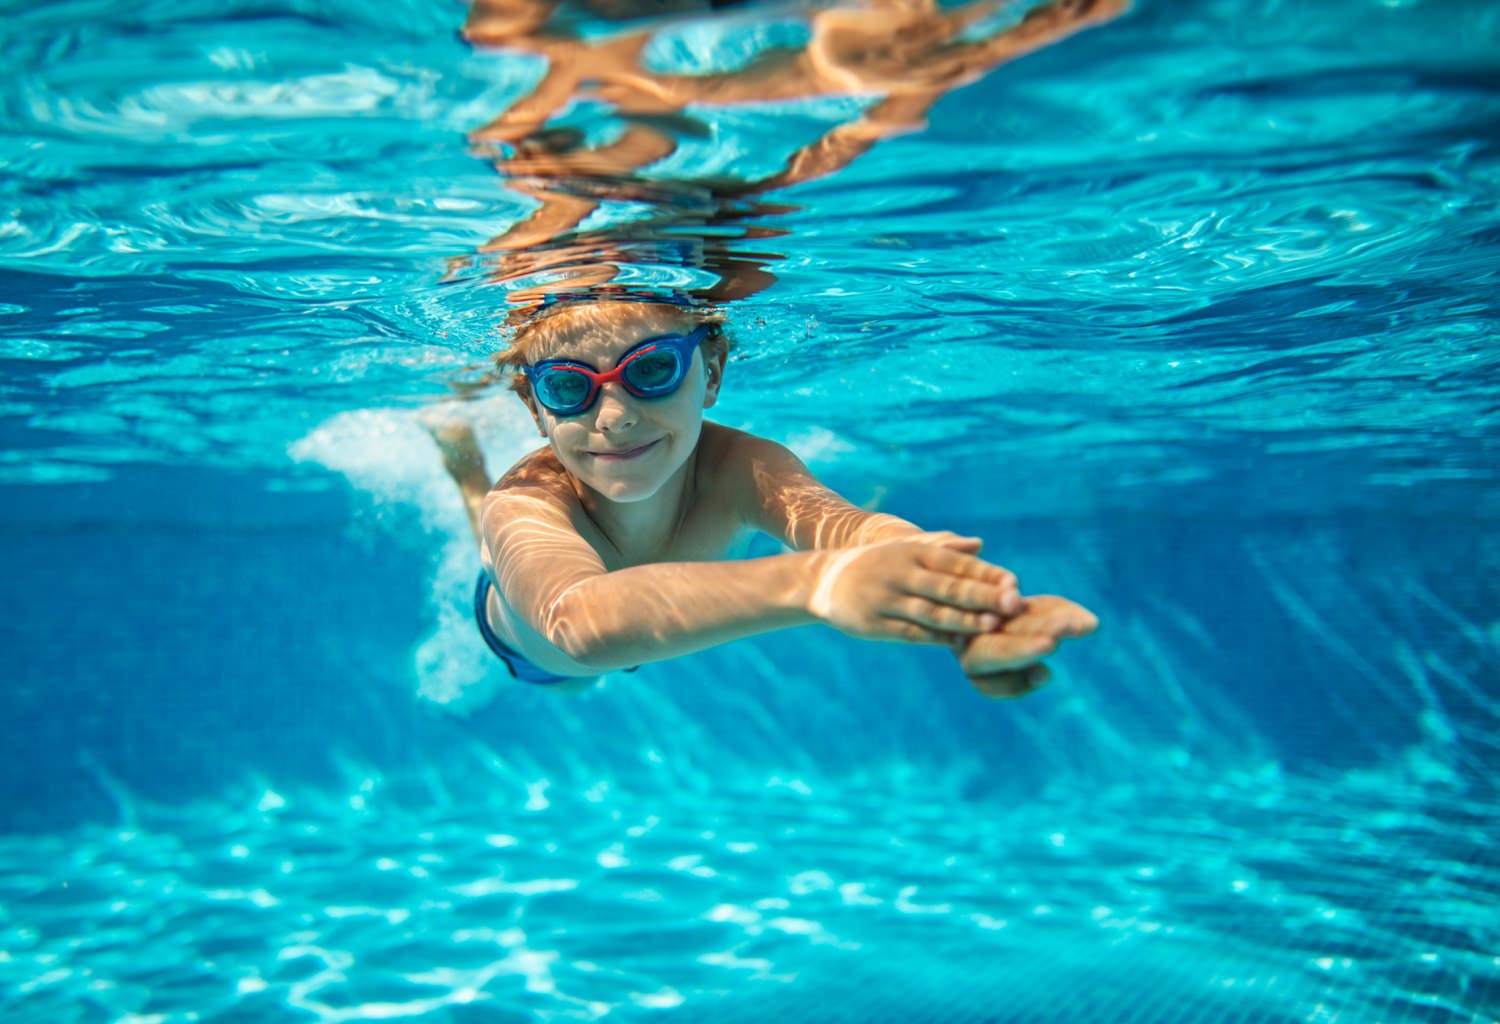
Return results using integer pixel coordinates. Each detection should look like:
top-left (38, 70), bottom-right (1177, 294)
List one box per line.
top-left (581, 447), bottom-right (689, 502)
top-left (585, 472), bottom-right (662, 502)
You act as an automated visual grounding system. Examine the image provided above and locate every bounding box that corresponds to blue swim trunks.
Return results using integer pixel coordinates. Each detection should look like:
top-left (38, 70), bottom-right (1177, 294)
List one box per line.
top-left (473, 571), bottom-right (573, 685)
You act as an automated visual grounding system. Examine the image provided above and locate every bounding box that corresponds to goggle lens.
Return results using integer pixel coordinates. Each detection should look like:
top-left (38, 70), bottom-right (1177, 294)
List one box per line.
top-left (535, 369), bottom-right (592, 413)
top-left (525, 325), bottom-right (709, 417)
top-left (622, 347), bottom-right (681, 393)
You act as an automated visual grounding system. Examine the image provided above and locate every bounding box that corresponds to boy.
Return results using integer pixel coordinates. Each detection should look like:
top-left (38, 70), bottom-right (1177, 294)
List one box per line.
top-left (432, 294), bottom-right (1097, 698)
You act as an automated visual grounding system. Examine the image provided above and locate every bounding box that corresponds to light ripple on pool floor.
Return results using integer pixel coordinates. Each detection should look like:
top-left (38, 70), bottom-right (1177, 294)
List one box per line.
top-left (1, 764), bottom-right (1496, 1023)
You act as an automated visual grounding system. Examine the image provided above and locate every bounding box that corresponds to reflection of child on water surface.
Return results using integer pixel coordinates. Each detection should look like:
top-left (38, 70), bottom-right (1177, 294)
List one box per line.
top-left (465, 0), bottom-right (1128, 250)
top-left (432, 293), bottom-right (1097, 699)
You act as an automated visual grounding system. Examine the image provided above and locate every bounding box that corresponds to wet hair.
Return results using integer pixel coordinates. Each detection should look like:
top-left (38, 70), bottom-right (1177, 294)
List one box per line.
top-left (495, 300), bottom-right (732, 403)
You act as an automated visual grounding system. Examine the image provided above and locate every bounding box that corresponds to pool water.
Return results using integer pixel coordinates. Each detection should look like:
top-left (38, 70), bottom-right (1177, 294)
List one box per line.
top-left (3, 0), bottom-right (1498, 1020)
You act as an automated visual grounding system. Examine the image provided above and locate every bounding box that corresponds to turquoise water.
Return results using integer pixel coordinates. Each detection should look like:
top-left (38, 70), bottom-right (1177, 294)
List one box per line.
top-left (3, 0), bottom-right (1499, 1020)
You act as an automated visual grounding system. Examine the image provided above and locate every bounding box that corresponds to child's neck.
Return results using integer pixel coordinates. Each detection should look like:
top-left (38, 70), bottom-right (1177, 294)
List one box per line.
top-left (576, 449), bottom-right (697, 567)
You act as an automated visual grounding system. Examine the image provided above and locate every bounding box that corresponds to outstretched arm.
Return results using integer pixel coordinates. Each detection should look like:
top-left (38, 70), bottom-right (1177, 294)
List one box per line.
top-left (482, 449), bottom-right (1018, 674)
top-left (731, 431), bottom-right (1099, 697)
top-left (728, 429), bottom-right (936, 549)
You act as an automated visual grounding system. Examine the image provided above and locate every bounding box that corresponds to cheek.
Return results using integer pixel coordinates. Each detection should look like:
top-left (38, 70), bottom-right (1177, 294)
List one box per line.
top-left (546, 420), bottom-right (588, 455)
top-left (665, 373), bottom-right (709, 415)
top-left (659, 387), bottom-right (708, 447)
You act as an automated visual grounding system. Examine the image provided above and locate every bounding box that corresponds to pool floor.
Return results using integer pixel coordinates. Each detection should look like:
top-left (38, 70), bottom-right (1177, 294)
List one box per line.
top-left (3, 760), bottom-right (1495, 1023)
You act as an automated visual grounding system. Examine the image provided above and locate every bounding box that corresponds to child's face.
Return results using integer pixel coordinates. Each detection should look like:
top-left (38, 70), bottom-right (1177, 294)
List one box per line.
top-left (522, 303), bottom-right (723, 503)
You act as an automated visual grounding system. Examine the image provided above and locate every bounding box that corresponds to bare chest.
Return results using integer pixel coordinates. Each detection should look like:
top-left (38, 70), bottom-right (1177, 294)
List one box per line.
top-left (577, 491), bottom-right (745, 571)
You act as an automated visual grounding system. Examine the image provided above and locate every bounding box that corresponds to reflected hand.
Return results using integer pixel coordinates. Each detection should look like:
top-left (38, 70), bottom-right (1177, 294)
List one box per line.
top-left (955, 594), bottom-right (1097, 699)
top-left (809, 534), bottom-right (1021, 645)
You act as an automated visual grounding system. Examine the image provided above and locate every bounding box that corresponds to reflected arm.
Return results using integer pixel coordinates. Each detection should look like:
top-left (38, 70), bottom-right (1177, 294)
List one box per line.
top-left (464, 0), bottom-right (559, 43)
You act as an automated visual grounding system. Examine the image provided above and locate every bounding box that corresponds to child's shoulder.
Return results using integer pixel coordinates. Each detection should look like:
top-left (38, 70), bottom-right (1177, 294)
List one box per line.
top-left (489, 446), bottom-right (577, 512)
top-left (696, 422), bottom-right (813, 512)
top-left (699, 421), bottom-right (801, 476)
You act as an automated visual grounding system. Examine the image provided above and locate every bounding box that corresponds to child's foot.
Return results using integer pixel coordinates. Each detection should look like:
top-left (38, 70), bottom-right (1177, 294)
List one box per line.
top-left (421, 409), bottom-right (493, 543)
top-left (421, 411), bottom-right (488, 487)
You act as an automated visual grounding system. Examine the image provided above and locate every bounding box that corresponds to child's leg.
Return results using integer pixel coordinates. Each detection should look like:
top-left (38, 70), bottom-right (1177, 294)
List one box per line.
top-left (427, 419), bottom-right (492, 546)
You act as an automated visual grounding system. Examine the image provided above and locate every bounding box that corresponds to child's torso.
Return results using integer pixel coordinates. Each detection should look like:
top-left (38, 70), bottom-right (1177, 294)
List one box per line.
top-left (576, 422), bottom-right (746, 569)
top-left (487, 421), bottom-right (754, 670)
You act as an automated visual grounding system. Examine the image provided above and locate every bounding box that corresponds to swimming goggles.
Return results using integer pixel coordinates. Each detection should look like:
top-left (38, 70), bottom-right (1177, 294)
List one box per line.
top-left (523, 325), bottom-right (710, 417)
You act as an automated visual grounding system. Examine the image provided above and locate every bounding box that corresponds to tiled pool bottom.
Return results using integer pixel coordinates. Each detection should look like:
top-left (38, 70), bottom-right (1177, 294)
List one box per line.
top-left (4, 760), bottom-right (1496, 1024)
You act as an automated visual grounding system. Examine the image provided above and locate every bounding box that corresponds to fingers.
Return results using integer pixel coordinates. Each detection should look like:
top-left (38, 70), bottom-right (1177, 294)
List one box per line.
top-left (1004, 595), bottom-right (1099, 639)
top-left (968, 663), bottom-right (1050, 700)
top-left (914, 531), bottom-right (982, 553)
top-left (881, 618), bottom-right (974, 647)
top-left (906, 568), bottom-right (1020, 617)
top-left (887, 598), bottom-right (1001, 635)
top-left (958, 630), bottom-right (1058, 674)
top-left (915, 548), bottom-right (1021, 616)
top-left (917, 544), bottom-right (1014, 587)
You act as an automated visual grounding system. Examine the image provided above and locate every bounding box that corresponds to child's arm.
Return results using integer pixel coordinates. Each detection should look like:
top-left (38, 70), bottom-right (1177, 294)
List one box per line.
top-left (727, 432), bottom-right (1100, 695)
top-left (482, 457), bottom-right (1017, 673)
top-left (726, 430), bottom-right (968, 549)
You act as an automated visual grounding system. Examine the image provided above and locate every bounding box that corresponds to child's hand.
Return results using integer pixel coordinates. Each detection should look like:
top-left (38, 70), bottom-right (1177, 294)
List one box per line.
top-left (955, 595), bottom-right (1098, 699)
top-left (808, 534), bottom-right (1021, 645)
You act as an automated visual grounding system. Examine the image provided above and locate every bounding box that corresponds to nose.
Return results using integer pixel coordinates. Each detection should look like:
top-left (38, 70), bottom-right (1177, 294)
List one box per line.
top-left (592, 382), bottom-right (639, 433)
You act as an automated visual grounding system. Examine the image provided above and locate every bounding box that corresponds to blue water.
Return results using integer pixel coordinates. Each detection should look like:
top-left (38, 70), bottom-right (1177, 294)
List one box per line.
top-left (3, 0), bottom-right (1499, 1020)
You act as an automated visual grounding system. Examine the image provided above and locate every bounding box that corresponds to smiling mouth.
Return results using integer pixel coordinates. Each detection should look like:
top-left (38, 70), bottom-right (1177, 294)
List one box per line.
top-left (590, 438), bottom-right (661, 461)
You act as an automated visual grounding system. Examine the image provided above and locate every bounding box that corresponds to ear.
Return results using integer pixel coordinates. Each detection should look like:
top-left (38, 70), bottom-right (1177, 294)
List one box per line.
top-left (702, 349), bottom-right (727, 409)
